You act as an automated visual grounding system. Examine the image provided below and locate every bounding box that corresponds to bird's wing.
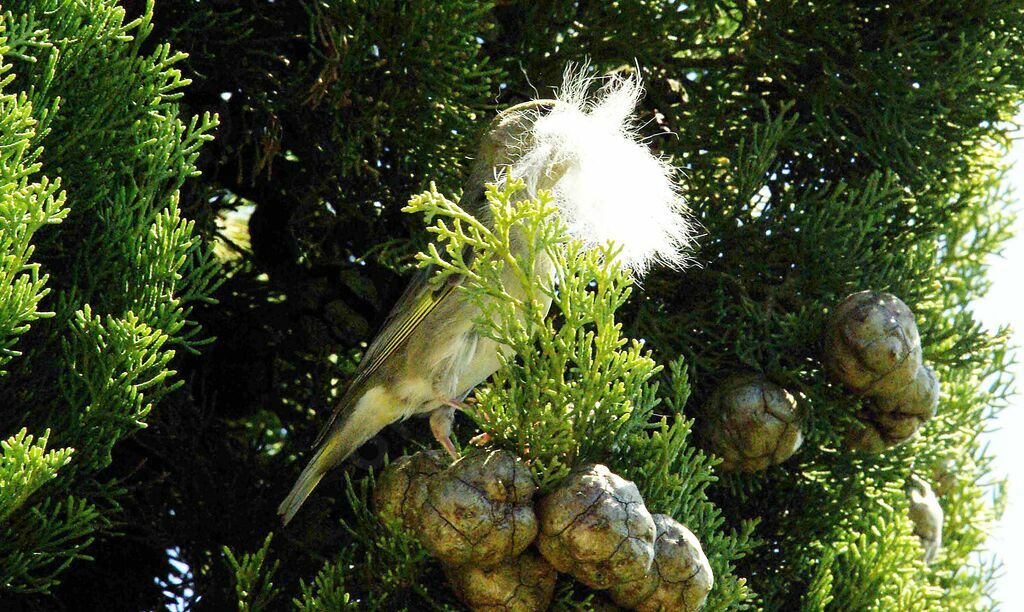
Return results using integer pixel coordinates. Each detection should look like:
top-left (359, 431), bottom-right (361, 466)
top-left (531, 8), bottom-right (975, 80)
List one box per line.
top-left (310, 261), bottom-right (465, 448)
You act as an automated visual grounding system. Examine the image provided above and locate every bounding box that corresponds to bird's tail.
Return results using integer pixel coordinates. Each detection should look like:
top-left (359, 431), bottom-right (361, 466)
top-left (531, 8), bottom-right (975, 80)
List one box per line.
top-left (277, 443), bottom-right (331, 525)
top-left (278, 411), bottom-right (375, 525)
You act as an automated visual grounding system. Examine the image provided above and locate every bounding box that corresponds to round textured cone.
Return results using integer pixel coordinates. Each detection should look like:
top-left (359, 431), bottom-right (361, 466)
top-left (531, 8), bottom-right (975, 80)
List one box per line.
top-left (373, 450), bottom-right (448, 529)
top-left (445, 549), bottom-right (557, 612)
top-left (702, 374), bottom-right (803, 472)
top-left (610, 514), bottom-right (714, 612)
top-left (536, 464), bottom-right (656, 590)
top-left (849, 363), bottom-right (940, 451)
top-left (416, 449), bottom-right (537, 568)
top-left (874, 363), bottom-right (939, 420)
top-left (825, 291), bottom-right (922, 398)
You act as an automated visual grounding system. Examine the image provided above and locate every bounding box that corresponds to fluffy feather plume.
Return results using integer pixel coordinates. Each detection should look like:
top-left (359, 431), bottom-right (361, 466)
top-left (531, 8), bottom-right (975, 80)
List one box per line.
top-left (511, 66), bottom-right (695, 276)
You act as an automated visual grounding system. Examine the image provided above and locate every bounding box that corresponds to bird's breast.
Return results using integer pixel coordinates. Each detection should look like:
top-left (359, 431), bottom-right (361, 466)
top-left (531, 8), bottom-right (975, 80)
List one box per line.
top-left (391, 376), bottom-right (437, 420)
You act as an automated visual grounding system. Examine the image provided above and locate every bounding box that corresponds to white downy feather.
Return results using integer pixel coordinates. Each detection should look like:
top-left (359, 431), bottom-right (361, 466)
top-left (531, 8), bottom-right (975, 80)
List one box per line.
top-left (511, 65), bottom-right (695, 277)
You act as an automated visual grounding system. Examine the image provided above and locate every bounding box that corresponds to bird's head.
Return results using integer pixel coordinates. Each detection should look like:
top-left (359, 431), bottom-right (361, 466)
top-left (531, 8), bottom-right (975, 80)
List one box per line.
top-left (459, 99), bottom-right (561, 211)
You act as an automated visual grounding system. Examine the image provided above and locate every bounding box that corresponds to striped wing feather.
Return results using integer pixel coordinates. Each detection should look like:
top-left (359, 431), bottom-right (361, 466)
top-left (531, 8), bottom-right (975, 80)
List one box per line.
top-left (311, 265), bottom-right (461, 448)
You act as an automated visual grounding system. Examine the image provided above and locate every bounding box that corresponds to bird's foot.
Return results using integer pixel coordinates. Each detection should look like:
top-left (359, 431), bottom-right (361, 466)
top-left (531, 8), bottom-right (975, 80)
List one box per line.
top-left (429, 406), bottom-right (459, 460)
top-left (438, 396), bottom-right (470, 411)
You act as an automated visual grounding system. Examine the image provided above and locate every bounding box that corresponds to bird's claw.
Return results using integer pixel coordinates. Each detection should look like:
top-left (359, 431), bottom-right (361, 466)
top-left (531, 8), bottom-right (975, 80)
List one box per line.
top-left (429, 405), bottom-right (459, 460)
top-left (438, 434), bottom-right (459, 460)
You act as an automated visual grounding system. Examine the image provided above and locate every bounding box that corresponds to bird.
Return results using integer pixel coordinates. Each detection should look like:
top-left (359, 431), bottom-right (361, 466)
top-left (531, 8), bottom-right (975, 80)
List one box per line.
top-left (277, 66), bottom-right (695, 525)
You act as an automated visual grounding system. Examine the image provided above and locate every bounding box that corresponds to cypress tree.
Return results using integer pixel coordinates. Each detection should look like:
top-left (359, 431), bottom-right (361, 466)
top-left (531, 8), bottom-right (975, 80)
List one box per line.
top-left (1, 1), bottom-right (1021, 610)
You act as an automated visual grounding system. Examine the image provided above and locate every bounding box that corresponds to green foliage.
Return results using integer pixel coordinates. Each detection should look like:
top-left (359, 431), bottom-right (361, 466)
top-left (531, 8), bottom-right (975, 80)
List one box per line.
top-left (0, 494), bottom-right (99, 595)
top-left (799, 490), bottom-right (946, 611)
top-left (0, 429), bottom-right (93, 595)
top-left (0, 429), bottom-right (71, 525)
top-left (294, 555), bottom-right (359, 612)
top-left (0, 0), bottom-right (1021, 610)
top-left (224, 533), bottom-right (281, 612)
top-left (0, 69), bottom-right (67, 373)
top-left (296, 474), bottom-right (447, 611)
top-left (0, 0), bottom-right (217, 604)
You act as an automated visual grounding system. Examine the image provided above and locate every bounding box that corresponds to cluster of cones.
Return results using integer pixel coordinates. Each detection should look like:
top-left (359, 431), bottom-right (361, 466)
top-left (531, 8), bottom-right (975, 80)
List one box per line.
top-left (825, 290), bottom-right (939, 451)
top-left (693, 289), bottom-right (947, 564)
top-left (827, 290), bottom-right (947, 562)
top-left (694, 290), bottom-right (940, 473)
top-left (374, 450), bottom-right (713, 611)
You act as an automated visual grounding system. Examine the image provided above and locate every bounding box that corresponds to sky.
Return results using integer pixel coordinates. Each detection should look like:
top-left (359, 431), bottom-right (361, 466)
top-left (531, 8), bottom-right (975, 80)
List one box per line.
top-left (976, 114), bottom-right (1024, 605)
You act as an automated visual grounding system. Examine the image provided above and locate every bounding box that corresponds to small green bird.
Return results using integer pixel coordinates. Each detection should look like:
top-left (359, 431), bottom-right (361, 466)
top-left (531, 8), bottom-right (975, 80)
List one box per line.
top-left (278, 68), bottom-right (694, 525)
